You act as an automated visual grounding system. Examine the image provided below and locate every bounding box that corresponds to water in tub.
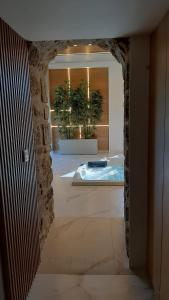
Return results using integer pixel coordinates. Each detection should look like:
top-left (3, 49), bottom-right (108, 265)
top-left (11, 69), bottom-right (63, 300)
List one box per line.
top-left (76, 154), bottom-right (124, 182)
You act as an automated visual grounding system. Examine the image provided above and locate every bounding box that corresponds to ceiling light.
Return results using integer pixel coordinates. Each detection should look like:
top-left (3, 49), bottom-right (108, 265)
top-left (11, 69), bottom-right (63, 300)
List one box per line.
top-left (73, 44), bottom-right (78, 47)
top-left (88, 43), bottom-right (92, 46)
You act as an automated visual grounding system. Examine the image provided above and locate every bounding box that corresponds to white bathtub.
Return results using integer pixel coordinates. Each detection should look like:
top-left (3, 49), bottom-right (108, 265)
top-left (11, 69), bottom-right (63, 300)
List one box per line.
top-left (72, 154), bottom-right (124, 186)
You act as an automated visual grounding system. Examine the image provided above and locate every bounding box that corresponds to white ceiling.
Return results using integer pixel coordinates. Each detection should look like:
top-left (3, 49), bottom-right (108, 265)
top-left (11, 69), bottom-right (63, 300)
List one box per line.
top-left (49, 53), bottom-right (114, 66)
top-left (1, 0), bottom-right (169, 41)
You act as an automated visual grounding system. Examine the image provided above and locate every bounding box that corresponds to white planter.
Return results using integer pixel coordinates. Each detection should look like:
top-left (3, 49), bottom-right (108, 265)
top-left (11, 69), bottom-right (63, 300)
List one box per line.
top-left (58, 139), bottom-right (98, 155)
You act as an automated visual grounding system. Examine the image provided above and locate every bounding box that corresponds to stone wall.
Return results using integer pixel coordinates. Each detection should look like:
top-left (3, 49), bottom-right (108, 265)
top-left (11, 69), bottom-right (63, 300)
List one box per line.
top-left (28, 39), bottom-right (130, 253)
top-left (29, 58), bottom-right (54, 249)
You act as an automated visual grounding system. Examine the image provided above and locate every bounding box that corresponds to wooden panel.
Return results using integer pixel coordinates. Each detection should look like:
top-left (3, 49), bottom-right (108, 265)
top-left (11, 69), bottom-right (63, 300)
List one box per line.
top-left (90, 68), bottom-right (109, 151)
top-left (49, 69), bottom-right (68, 149)
top-left (129, 37), bottom-right (150, 271)
top-left (90, 68), bottom-right (109, 125)
top-left (95, 127), bottom-right (109, 151)
top-left (148, 14), bottom-right (169, 298)
top-left (49, 67), bottom-right (109, 151)
top-left (70, 68), bottom-right (87, 88)
top-left (160, 12), bottom-right (169, 300)
top-left (0, 18), bottom-right (40, 300)
top-left (49, 69), bottom-right (68, 108)
top-left (58, 45), bottom-right (108, 55)
top-left (0, 252), bottom-right (5, 300)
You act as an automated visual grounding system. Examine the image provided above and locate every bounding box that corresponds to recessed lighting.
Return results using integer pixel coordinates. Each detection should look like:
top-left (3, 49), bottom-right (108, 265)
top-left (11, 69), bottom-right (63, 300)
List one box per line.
top-left (73, 44), bottom-right (78, 47)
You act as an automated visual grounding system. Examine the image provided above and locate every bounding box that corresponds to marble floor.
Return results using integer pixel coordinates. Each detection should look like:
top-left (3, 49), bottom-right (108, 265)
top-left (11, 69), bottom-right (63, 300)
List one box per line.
top-left (38, 217), bottom-right (129, 275)
top-left (51, 152), bottom-right (124, 218)
top-left (28, 274), bottom-right (154, 300)
top-left (27, 153), bottom-right (154, 299)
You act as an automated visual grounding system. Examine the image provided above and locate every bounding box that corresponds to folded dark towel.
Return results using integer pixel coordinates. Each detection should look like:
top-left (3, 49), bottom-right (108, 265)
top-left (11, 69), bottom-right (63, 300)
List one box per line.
top-left (87, 161), bottom-right (107, 168)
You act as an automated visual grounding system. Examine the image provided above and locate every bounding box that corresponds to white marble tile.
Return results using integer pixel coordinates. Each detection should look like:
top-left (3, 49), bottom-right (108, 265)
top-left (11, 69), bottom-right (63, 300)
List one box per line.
top-left (51, 152), bottom-right (124, 218)
top-left (38, 217), bottom-right (129, 275)
top-left (28, 274), bottom-right (154, 300)
top-left (27, 153), bottom-right (154, 299)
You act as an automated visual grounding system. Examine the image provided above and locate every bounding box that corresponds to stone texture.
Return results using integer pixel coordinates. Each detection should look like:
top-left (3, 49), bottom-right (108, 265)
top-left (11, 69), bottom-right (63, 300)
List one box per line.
top-left (28, 62), bottom-right (54, 249)
top-left (28, 38), bottom-right (129, 253)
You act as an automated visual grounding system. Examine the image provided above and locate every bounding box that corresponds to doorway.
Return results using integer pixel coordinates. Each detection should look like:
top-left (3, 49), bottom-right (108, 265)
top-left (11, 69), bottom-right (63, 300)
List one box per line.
top-left (28, 38), bottom-right (130, 256)
top-left (28, 42), bottom-right (153, 299)
top-left (33, 44), bottom-right (128, 274)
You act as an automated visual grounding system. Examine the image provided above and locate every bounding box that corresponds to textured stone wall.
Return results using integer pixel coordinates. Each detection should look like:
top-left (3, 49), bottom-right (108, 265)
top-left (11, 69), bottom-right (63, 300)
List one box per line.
top-left (29, 57), bottom-right (54, 249)
top-left (28, 39), bottom-right (129, 253)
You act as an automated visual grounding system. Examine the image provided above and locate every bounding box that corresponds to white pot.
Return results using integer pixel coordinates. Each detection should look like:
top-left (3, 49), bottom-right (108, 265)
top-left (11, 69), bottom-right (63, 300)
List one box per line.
top-left (58, 139), bottom-right (98, 155)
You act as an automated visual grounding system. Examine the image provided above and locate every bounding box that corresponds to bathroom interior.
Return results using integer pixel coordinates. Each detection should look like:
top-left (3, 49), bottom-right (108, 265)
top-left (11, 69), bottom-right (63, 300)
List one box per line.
top-left (28, 43), bottom-right (129, 297)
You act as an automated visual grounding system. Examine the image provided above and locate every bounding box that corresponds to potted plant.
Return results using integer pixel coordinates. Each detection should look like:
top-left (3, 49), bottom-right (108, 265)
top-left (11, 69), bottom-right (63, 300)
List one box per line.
top-left (54, 81), bottom-right (75, 139)
top-left (54, 81), bottom-right (103, 154)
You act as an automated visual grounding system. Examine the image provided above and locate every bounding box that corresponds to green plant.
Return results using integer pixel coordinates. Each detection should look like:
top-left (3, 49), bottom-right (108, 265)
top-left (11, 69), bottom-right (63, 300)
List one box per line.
top-left (54, 81), bottom-right (75, 139)
top-left (54, 80), bottom-right (103, 139)
top-left (90, 90), bottom-right (103, 123)
top-left (71, 81), bottom-right (89, 132)
top-left (85, 89), bottom-right (103, 138)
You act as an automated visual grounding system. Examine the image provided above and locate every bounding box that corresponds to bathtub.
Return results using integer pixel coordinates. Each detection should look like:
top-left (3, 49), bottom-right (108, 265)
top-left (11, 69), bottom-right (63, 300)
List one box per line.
top-left (72, 154), bottom-right (124, 186)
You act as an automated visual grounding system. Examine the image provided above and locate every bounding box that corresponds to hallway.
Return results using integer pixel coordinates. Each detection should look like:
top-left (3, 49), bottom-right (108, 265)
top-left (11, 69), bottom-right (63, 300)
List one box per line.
top-left (1, 3), bottom-right (169, 299)
top-left (28, 153), bottom-right (153, 299)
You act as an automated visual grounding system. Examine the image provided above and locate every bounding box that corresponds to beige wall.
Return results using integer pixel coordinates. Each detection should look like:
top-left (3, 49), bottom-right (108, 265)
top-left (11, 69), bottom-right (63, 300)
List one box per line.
top-left (148, 11), bottom-right (169, 300)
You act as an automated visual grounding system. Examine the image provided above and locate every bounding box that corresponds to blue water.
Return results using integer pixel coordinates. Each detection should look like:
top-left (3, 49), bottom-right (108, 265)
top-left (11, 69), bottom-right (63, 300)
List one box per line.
top-left (79, 164), bottom-right (124, 183)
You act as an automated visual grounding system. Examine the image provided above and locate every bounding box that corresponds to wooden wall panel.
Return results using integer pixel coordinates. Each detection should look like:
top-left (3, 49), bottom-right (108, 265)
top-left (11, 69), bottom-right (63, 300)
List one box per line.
top-left (90, 68), bottom-right (109, 125)
top-left (58, 45), bottom-right (107, 55)
top-left (148, 18), bottom-right (167, 296)
top-left (95, 127), bottom-right (109, 151)
top-left (148, 12), bottom-right (169, 300)
top-left (0, 252), bottom-right (5, 300)
top-left (49, 67), bottom-right (109, 151)
top-left (160, 12), bottom-right (169, 300)
top-left (129, 36), bottom-right (150, 271)
top-left (70, 68), bottom-right (87, 88)
top-left (49, 69), bottom-right (67, 108)
top-left (0, 19), bottom-right (40, 300)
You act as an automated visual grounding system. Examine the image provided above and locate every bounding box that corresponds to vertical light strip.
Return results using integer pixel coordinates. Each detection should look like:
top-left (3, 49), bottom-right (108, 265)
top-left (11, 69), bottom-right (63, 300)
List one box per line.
top-left (87, 67), bottom-right (90, 126)
top-left (67, 68), bottom-right (71, 113)
top-left (87, 67), bottom-right (90, 100)
top-left (79, 126), bottom-right (82, 139)
top-left (67, 67), bottom-right (71, 87)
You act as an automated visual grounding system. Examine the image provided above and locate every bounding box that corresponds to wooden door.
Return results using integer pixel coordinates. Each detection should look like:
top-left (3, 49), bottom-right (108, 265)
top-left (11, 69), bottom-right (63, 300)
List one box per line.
top-left (148, 18), bottom-right (167, 296)
top-left (0, 19), bottom-right (40, 300)
top-left (160, 12), bottom-right (169, 300)
top-left (148, 11), bottom-right (169, 300)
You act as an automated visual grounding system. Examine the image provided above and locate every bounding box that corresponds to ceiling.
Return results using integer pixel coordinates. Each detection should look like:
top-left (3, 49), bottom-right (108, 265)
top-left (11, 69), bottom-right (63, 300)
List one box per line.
top-left (1, 0), bottom-right (169, 41)
top-left (49, 52), bottom-right (114, 68)
top-left (58, 45), bottom-right (109, 55)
